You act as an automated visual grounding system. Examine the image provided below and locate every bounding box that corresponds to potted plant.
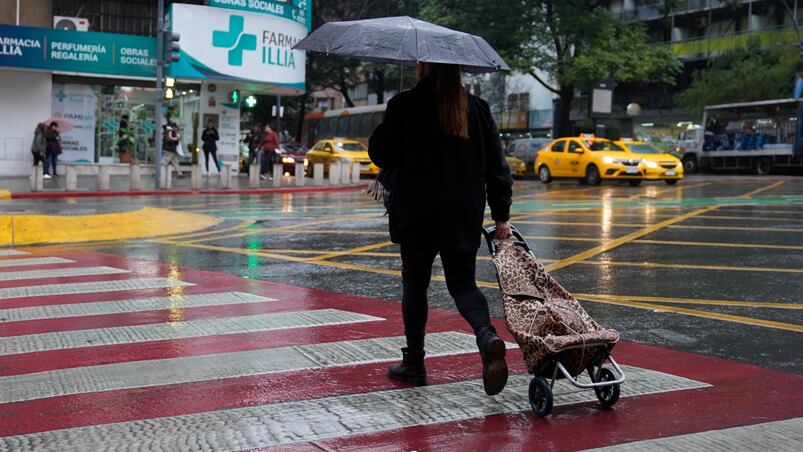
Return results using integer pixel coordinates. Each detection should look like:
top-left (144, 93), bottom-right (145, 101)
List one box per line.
top-left (117, 125), bottom-right (136, 163)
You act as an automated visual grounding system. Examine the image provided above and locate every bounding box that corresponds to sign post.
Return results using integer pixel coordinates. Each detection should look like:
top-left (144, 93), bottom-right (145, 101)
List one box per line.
top-left (154, 0), bottom-right (165, 189)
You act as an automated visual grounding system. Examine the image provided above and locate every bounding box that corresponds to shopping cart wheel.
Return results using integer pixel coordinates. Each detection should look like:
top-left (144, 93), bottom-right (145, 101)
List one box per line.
top-left (528, 377), bottom-right (553, 417)
top-left (593, 368), bottom-right (620, 407)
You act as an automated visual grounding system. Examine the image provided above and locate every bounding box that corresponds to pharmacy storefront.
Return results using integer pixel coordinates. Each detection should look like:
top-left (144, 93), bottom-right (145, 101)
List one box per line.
top-left (0, 0), bottom-right (308, 177)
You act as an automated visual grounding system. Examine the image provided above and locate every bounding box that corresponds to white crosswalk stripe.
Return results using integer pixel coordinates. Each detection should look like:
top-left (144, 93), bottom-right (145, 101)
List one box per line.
top-left (0, 266), bottom-right (128, 282)
top-left (0, 278), bottom-right (194, 300)
top-left (0, 331), bottom-right (477, 404)
top-left (0, 308), bottom-right (383, 357)
top-left (0, 292), bottom-right (276, 322)
top-left (0, 250), bottom-right (29, 256)
top-left (0, 257), bottom-right (75, 268)
top-left (0, 366), bottom-right (709, 451)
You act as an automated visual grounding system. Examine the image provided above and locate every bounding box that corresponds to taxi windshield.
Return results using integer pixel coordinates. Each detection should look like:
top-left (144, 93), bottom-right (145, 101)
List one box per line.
top-left (627, 143), bottom-right (663, 155)
top-left (584, 140), bottom-right (624, 151)
top-left (334, 142), bottom-right (367, 152)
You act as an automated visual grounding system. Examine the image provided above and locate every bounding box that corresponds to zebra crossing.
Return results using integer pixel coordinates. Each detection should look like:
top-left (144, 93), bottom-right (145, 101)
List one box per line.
top-left (0, 247), bottom-right (797, 451)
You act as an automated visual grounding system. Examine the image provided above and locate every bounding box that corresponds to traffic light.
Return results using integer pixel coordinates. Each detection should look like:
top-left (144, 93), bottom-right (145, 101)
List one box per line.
top-left (164, 87), bottom-right (175, 99)
top-left (165, 32), bottom-right (181, 64)
top-left (244, 95), bottom-right (257, 108)
top-left (229, 89), bottom-right (240, 103)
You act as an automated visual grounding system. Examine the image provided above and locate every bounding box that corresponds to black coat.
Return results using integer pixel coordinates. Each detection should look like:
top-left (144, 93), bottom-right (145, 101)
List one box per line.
top-left (202, 128), bottom-right (219, 151)
top-left (369, 76), bottom-right (513, 251)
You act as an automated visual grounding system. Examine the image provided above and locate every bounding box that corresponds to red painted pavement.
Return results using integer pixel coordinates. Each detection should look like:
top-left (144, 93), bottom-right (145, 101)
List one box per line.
top-left (1, 247), bottom-right (802, 449)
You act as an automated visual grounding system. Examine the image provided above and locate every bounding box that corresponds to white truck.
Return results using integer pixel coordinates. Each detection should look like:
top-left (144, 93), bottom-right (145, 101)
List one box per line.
top-left (677, 98), bottom-right (803, 175)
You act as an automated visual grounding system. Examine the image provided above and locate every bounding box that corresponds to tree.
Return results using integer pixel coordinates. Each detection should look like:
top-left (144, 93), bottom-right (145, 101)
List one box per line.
top-left (520, 1), bottom-right (682, 137)
top-left (676, 40), bottom-right (802, 112)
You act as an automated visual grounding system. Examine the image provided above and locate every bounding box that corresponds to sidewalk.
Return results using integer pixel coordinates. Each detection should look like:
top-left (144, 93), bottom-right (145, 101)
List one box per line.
top-left (1, 173), bottom-right (368, 199)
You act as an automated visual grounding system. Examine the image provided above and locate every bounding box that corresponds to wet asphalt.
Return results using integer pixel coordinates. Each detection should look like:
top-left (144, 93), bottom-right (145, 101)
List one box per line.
top-left (4, 174), bottom-right (802, 374)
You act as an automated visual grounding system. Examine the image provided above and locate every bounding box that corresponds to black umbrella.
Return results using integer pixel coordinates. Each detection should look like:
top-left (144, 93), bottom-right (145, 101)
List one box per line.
top-left (292, 16), bottom-right (509, 73)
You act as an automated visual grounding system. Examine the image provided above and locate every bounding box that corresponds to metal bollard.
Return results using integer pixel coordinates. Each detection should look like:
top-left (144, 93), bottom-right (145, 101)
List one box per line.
top-left (329, 162), bottom-right (341, 185)
top-left (313, 163), bottom-right (324, 186)
top-left (249, 164), bottom-right (260, 189)
top-left (160, 165), bottom-right (172, 189)
top-left (295, 163), bottom-right (305, 187)
top-left (340, 161), bottom-right (352, 184)
top-left (220, 162), bottom-right (232, 189)
top-left (98, 166), bottom-right (110, 191)
top-left (191, 164), bottom-right (201, 190)
top-left (129, 163), bottom-right (141, 191)
top-left (65, 165), bottom-right (78, 191)
top-left (272, 163), bottom-right (282, 188)
top-left (351, 164), bottom-right (361, 184)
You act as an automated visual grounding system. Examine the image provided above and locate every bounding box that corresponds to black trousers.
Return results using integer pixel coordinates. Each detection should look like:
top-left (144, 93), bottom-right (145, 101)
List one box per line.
top-left (400, 242), bottom-right (492, 353)
top-left (203, 148), bottom-right (221, 172)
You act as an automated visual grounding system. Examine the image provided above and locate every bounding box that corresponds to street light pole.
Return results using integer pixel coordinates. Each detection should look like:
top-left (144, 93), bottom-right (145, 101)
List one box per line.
top-left (154, 0), bottom-right (165, 189)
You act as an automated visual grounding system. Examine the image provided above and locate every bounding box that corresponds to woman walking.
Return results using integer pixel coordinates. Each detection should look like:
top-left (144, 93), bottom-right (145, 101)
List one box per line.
top-left (369, 62), bottom-right (513, 395)
top-left (201, 119), bottom-right (221, 172)
top-left (31, 123), bottom-right (46, 170)
top-left (43, 122), bottom-right (61, 179)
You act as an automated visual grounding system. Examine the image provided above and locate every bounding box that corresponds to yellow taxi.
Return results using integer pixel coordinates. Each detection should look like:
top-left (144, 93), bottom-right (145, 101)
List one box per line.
top-left (616, 140), bottom-right (684, 185)
top-left (505, 155), bottom-right (527, 178)
top-left (305, 138), bottom-right (380, 176)
top-left (535, 135), bottom-right (645, 186)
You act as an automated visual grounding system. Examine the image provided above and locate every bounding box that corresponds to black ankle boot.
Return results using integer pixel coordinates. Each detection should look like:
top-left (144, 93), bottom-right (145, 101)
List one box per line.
top-left (388, 347), bottom-right (427, 386)
top-left (477, 326), bottom-right (508, 396)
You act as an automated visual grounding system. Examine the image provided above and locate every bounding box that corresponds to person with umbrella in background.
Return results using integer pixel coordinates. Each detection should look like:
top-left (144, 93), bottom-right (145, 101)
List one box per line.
top-left (295, 17), bottom-right (513, 395)
top-left (42, 121), bottom-right (62, 179)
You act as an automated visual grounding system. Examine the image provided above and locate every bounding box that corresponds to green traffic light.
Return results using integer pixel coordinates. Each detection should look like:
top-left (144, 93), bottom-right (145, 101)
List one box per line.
top-left (230, 89), bottom-right (240, 103)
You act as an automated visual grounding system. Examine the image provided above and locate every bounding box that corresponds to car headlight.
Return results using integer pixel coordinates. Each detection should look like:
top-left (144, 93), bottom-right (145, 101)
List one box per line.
top-left (282, 157), bottom-right (295, 164)
top-left (303, 158), bottom-right (308, 166)
top-left (644, 160), bottom-right (658, 169)
top-left (603, 156), bottom-right (615, 164)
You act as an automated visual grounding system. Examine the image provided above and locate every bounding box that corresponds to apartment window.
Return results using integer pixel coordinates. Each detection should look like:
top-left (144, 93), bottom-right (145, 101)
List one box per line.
top-left (507, 92), bottom-right (530, 111)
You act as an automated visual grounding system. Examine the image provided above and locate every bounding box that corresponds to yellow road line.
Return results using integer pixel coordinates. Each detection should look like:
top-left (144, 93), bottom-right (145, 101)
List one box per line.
top-left (544, 206), bottom-right (719, 272)
top-left (513, 220), bottom-right (650, 228)
top-left (716, 207), bottom-right (803, 215)
top-left (739, 180), bottom-right (784, 198)
top-left (309, 241), bottom-right (395, 262)
top-left (163, 219), bottom-right (254, 241)
top-left (627, 182), bottom-right (711, 200)
top-left (586, 259), bottom-right (803, 274)
top-left (0, 189), bottom-right (11, 200)
top-left (633, 239), bottom-right (803, 251)
top-left (578, 295), bottom-right (803, 333)
top-left (668, 224), bottom-right (803, 233)
top-left (577, 293), bottom-right (803, 310)
top-left (695, 214), bottom-right (803, 222)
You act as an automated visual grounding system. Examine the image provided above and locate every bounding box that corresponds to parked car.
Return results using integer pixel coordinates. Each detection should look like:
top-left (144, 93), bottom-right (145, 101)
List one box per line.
top-left (278, 142), bottom-right (309, 174)
top-left (504, 152), bottom-right (527, 178)
top-left (507, 138), bottom-right (550, 165)
top-left (616, 140), bottom-right (684, 185)
top-left (535, 135), bottom-right (645, 186)
top-left (305, 138), bottom-right (380, 176)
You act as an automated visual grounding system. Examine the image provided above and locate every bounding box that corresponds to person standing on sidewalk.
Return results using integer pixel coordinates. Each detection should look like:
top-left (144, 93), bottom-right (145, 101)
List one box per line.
top-left (368, 62), bottom-right (513, 395)
top-left (201, 119), bottom-right (221, 172)
top-left (259, 124), bottom-right (280, 180)
top-left (161, 121), bottom-right (184, 178)
top-left (42, 122), bottom-right (62, 179)
top-left (31, 123), bottom-right (46, 170)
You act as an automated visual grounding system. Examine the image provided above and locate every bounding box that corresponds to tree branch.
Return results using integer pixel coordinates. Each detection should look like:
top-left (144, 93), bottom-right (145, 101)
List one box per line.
top-left (528, 70), bottom-right (560, 94)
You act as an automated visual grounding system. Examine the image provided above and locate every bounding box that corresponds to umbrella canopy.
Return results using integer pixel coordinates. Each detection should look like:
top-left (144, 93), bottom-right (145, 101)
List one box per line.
top-left (41, 116), bottom-right (73, 133)
top-left (293, 16), bottom-right (509, 73)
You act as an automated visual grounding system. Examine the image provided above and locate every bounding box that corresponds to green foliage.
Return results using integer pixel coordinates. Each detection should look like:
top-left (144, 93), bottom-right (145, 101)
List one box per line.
top-left (676, 40), bottom-right (802, 112)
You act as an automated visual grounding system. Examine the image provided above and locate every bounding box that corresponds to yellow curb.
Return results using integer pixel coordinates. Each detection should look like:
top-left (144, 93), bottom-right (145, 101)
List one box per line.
top-left (0, 189), bottom-right (11, 200)
top-left (0, 206), bottom-right (221, 246)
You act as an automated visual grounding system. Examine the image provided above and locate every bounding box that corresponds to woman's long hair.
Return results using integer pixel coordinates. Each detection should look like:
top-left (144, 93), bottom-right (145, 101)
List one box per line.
top-left (431, 64), bottom-right (469, 139)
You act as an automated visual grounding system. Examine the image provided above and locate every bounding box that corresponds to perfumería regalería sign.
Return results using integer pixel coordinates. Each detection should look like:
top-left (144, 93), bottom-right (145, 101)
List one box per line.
top-left (168, 3), bottom-right (306, 93)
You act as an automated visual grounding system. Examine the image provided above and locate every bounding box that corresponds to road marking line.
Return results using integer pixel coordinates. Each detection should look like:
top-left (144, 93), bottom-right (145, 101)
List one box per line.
top-left (0, 292), bottom-right (276, 323)
top-left (309, 241), bottom-right (395, 262)
top-left (0, 257), bottom-right (75, 268)
top-left (0, 309), bottom-right (382, 357)
top-left (585, 417), bottom-right (803, 452)
top-left (626, 182), bottom-right (712, 200)
top-left (575, 293), bottom-right (803, 310)
top-left (162, 219), bottom-right (254, 241)
top-left (579, 295), bottom-right (803, 333)
top-left (0, 266), bottom-right (128, 282)
top-left (696, 214), bottom-right (803, 222)
top-left (0, 250), bottom-right (29, 256)
top-left (0, 366), bottom-right (708, 451)
top-left (0, 278), bottom-right (194, 300)
top-left (668, 224), bottom-right (803, 233)
top-left (0, 331), bottom-right (489, 404)
top-left (544, 206), bottom-right (720, 272)
top-left (739, 180), bottom-right (784, 198)
top-left (584, 260), bottom-right (803, 274)
top-left (633, 239), bottom-right (803, 251)
top-left (513, 220), bottom-right (650, 227)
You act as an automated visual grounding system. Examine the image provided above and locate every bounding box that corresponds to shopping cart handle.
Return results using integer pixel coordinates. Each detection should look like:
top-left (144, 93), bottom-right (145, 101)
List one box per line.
top-left (482, 225), bottom-right (532, 256)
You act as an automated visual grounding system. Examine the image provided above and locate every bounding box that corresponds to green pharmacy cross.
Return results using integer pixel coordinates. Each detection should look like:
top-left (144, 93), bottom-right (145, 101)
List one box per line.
top-left (212, 15), bottom-right (257, 66)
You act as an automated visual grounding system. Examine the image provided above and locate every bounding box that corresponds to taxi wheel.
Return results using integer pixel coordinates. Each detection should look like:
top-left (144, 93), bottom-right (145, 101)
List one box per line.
top-left (628, 180), bottom-right (642, 187)
top-left (585, 165), bottom-right (601, 186)
top-left (538, 165), bottom-right (552, 184)
top-left (665, 179), bottom-right (679, 185)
